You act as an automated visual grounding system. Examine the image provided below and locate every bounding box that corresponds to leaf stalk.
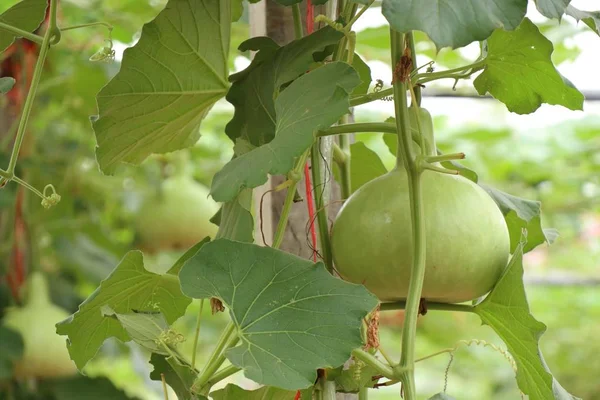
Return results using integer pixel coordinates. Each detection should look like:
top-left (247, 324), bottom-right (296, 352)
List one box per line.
top-left (352, 348), bottom-right (397, 380)
top-left (193, 322), bottom-right (239, 391)
top-left (0, 22), bottom-right (44, 44)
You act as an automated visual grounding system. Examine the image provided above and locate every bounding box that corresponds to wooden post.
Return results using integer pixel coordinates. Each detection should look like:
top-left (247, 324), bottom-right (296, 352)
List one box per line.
top-left (248, 2), bottom-right (354, 399)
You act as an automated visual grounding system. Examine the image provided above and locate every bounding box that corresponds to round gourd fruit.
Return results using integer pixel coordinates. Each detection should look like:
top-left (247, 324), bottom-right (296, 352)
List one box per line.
top-left (331, 170), bottom-right (510, 303)
top-left (331, 107), bottom-right (510, 304)
top-left (2, 272), bottom-right (77, 378)
top-left (135, 175), bottom-right (219, 252)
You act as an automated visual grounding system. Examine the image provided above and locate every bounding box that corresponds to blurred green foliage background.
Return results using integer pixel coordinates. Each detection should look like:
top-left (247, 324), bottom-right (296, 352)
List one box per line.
top-left (0, 1), bottom-right (598, 399)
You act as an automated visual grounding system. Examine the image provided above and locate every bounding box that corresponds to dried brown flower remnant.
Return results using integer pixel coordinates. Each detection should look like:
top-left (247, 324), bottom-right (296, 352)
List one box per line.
top-left (210, 298), bottom-right (225, 314)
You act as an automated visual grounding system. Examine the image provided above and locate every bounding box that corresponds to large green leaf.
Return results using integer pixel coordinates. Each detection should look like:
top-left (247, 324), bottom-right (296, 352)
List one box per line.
top-left (349, 142), bottom-right (387, 193)
top-left (0, 0), bottom-right (47, 53)
top-left (211, 61), bottom-right (360, 202)
top-left (56, 247), bottom-right (197, 369)
top-left (150, 354), bottom-right (200, 400)
top-left (474, 243), bottom-right (580, 400)
top-left (179, 239), bottom-right (378, 390)
top-left (566, 6), bottom-right (600, 36)
top-left (381, 0), bottom-right (527, 49)
top-left (535, 0), bottom-right (571, 19)
top-left (0, 326), bottom-right (23, 379)
top-left (474, 18), bottom-right (584, 114)
top-left (225, 27), bottom-right (344, 147)
top-left (210, 384), bottom-right (297, 400)
top-left (93, 0), bottom-right (232, 174)
top-left (481, 185), bottom-right (556, 253)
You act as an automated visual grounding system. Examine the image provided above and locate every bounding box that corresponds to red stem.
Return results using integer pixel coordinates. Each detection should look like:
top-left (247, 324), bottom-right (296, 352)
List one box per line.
top-left (304, 163), bottom-right (318, 262)
top-left (296, 2), bottom-right (317, 398)
top-left (302, 0), bottom-right (318, 264)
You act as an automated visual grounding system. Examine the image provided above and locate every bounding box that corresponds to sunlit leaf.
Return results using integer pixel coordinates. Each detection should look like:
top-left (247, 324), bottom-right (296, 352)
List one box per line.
top-left (535, 0), bottom-right (571, 19)
top-left (150, 354), bottom-right (199, 400)
top-left (566, 6), bottom-right (600, 35)
top-left (93, 0), bottom-right (232, 174)
top-left (210, 384), bottom-right (297, 400)
top-left (474, 18), bottom-right (584, 114)
top-left (225, 28), bottom-right (344, 147)
top-left (211, 62), bottom-right (360, 202)
top-left (56, 246), bottom-right (199, 369)
top-left (474, 242), bottom-right (581, 400)
top-left (382, 0), bottom-right (527, 49)
top-left (481, 185), bottom-right (556, 253)
top-left (0, 0), bottom-right (47, 53)
top-left (349, 142), bottom-right (387, 193)
top-left (179, 239), bottom-right (378, 390)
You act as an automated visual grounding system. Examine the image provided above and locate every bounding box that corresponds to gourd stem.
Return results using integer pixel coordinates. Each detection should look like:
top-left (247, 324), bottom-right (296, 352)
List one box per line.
top-left (352, 348), bottom-right (396, 379)
top-left (272, 150), bottom-right (310, 249)
top-left (318, 122), bottom-right (398, 136)
top-left (6, 4), bottom-right (56, 175)
top-left (191, 299), bottom-right (205, 369)
top-left (337, 114), bottom-right (352, 200)
top-left (390, 29), bottom-right (427, 400)
top-left (0, 22), bottom-right (44, 44)
top-left (200, 364), bottom-right (241, 391)
top-left (194, 322), bottom-right (238, 389)
top-left (161, 373), bottom-right (169, 400)
top-left (320, 379), bottom-right (337, 400)
top-left (310, 142), bottom-right (334, 272)
top-left (406, 32), bottom-right (421, 106)
top-left (292, 4), bottom-right (303, 39)
top-left (349, 61), bottom-right (485, 107)
top-left (60, 22), bottom-right (113, 32)
top-left (413, 61), bottom-right (485, 84)
top-left (272, 183), bottom-right (298, 249)
top-left (349, 88), bottom-right (394, 107)
top-left (310, 0), bottom-right (342, 274)
top-left (358, 387), bottom-right (369, 400)
top-left (379, 301), bottom-right (475, 313)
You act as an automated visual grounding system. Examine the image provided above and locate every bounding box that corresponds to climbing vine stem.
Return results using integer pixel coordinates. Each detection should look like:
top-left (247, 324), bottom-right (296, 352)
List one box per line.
top-left (5, 5), bottom-right (55, 176)
top-left (390, 29), bottom-right (427, 400)
top-left (191, 299), bottom-right (205, 369)
top-left (193, 322), bottom-right (239, 393)
top-left (406, 32), bottom-right (421, 106)
top-left (380, 301), bottom-right (474, 313)
top-left (1, 0), bottom-right (60, 199)
top-left (0, 22), bottom-right (44, 44)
